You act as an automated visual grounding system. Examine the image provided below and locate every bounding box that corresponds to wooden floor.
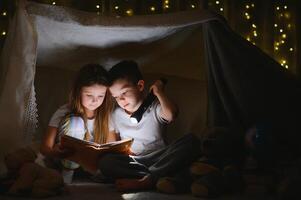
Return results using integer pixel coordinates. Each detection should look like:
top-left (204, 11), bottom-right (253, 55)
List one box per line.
top-left (0, 180), bottom-right (276, 200)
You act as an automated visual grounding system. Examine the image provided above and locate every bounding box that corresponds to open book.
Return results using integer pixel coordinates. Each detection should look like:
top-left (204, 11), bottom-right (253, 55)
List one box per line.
top-left (60, 135), bottom-right (133, 173)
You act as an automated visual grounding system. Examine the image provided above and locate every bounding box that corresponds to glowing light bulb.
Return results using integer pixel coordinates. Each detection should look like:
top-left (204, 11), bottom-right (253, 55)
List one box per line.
top-left (285, 65), bottom-right (288, 69)
top-left (284, 5), bottom-right (287, 9)
top-left (246, 5), bottom-right (250, 9)
top-left (285, 13), bottom-right (290, 18)
top-left (150, 6), bottom-right (156, 11)
top-left (282, 34), bottom-right (287, 39)
top-left (279, 29), bottom-right (283, 33)
top-left (191, 5), bottom-right (196, 9)
top-left (2, 31), bottom-right (6, 36)
top-left (275, 42), bottom-right (280, 46)
top-left (216, 1), bottom-right (220, 4)
top-left (165, 0), bottom-right (169, 3)
top-left (276, 6), bottom-right (280, 10)
top-left (275, 47), bottom-right (279, 51)
top-left (52, 1), bottom-right (56, 5)
top-left (251, 4), bottom-right (255, 7)
top-left (287, 24), bottom-right (291, 28)
top-left (246, 36), bottom-right (251, 41)
top-left (252, 24), bottom-right (257, 28)
top-left (274, 24), bottom-right (278, 27)
top-left (126, 9), bottom-right (133, 16)
top-left (281, 40), bottom-right (285, 44)
top-left (219, 7), bottom-right (223, 11)
top-left (289, 48), bottom-right (294, 51)
top-left (253, 31), bottom-right (257, 37)
top-left (96, 5), bottom-right (100, 9)
top-left (164, 5), bottom-right (169, 8)
top-left (2, 11), bottom-right (7, 16)
top-left (114, 6), bottom-right (119, 10)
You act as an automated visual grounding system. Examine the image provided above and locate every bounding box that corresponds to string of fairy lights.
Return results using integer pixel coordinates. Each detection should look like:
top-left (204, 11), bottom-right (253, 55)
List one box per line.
top-left (208, 0), bottom-right (296, 70)
top-left (0, 0), bottom-right (298, 71)
top-left (163, 0), bottom-right (170, 10)
top-left (1, 10), bottom-right (7, 37)
top-left (208, 0), bottom-right (224, 13)
top-left (243, 2), bottom-right (258, 46)
top-left (273, 3), bottom-right (295, 69)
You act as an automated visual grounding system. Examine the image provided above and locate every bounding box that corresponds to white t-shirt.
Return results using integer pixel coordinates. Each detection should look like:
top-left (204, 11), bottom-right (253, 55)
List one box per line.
top-left (49, 104), bottom-right (95, 141)
top-left (110, 101), bottom-right (167, 155)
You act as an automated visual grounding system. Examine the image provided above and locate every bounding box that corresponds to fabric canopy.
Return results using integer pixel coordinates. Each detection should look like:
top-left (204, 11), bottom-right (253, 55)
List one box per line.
top-left (203, 20), bottom-right (301, 156)
top-left (0, 0), bottom-right (300, 173)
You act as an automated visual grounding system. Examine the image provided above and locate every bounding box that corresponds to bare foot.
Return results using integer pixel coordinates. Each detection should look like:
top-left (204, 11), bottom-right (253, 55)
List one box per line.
top-left (115, 175), bottom-right (154, 192)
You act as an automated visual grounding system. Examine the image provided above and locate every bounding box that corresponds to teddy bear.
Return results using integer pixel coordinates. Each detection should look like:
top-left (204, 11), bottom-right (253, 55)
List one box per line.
top-left (156, 127), bottom-right (246, 198)
top-left (0, 146), bottom-right (64, 198)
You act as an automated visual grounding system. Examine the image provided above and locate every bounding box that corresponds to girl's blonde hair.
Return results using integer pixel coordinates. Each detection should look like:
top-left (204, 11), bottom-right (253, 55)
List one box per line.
top-left (67, 64), bottom-right (113, 144)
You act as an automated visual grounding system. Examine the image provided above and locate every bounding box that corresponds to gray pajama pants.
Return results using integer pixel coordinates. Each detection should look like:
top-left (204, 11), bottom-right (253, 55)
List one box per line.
top-left (97, 133), bottom-right (201, 181)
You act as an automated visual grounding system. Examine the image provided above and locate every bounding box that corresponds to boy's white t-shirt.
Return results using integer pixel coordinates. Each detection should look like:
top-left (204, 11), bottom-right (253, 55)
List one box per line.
top-left (48, 104), bottom-right (95, 141)
top-left (110, 101), bottom-right (167, 156)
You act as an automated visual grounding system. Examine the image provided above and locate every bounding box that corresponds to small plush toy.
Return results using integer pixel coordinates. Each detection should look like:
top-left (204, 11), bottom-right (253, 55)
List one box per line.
top-left (156, 127), bottom-right (245, 198)
top-left (1, 146), bottom-right (64, 198)
top-left (4, 146), bottom-right (37, 174)
top-left (189, 160), bottom-right (245, 197)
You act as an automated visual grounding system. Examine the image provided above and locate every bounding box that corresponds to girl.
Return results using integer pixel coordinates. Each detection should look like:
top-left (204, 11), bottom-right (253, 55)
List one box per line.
top-left (40, 64), bottom-right (117, 183)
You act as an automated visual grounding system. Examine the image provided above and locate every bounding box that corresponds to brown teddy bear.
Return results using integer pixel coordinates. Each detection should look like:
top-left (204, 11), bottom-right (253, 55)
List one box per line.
top-left (156, 127), bottom-right (245, 198)
top-left (1, 146), bottom-right (64, 198)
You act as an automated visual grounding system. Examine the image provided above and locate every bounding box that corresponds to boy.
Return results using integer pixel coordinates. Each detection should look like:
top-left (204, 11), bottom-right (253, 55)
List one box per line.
top-left (98, 60), bottom-right (201, 191)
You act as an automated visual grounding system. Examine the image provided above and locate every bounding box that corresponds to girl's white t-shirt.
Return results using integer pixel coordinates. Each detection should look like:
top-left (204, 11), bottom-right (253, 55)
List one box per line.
top-left (48, 104), bottom-right (95, 141)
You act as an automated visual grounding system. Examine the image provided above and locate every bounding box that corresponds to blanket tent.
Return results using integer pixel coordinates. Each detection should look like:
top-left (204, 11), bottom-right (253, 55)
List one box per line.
top-left (1, 0), bottom-right (301, 173)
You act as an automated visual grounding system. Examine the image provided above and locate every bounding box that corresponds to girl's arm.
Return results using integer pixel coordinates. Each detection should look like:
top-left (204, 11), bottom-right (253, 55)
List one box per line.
top-left (150, 80), bottom-right (179, 123)
top-left (40, 126), bottom-right (71, 158)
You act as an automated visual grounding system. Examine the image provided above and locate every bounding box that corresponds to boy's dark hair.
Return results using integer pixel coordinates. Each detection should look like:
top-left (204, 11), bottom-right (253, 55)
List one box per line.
top-left (109, 60), bottom-right (143, 85)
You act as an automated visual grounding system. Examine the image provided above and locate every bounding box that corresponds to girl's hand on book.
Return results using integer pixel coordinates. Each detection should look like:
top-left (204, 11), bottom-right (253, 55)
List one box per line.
top-left (53, 144), bottom-right (74, 158)
top-left (126, 149), bottom-right (136, 156)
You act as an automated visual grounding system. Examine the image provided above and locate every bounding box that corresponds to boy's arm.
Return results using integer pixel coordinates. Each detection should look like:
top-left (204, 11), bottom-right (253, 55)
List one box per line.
top-left (150, 79), bottom-right (179, 123)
